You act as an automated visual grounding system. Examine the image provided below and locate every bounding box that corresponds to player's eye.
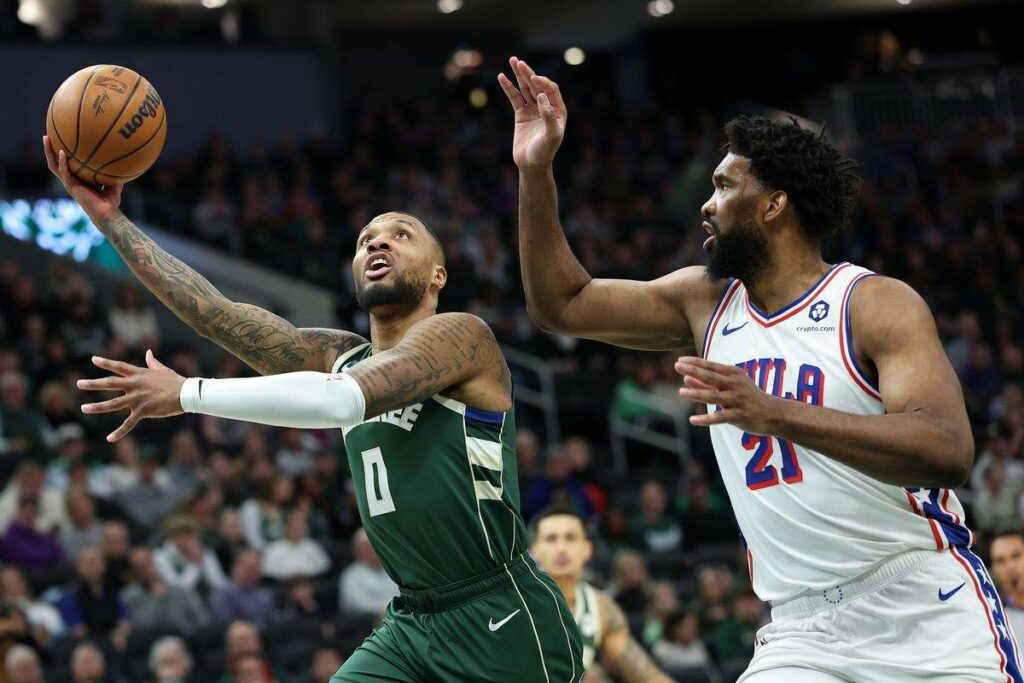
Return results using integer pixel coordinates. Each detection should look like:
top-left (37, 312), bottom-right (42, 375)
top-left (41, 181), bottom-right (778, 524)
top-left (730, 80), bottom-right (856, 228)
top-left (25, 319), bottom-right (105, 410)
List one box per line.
top-left (396, 230), bottom-right (409, 239)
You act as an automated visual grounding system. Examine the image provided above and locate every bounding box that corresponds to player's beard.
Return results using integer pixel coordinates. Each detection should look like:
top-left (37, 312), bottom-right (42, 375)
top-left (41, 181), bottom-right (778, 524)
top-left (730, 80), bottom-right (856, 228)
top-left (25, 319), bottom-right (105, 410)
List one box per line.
top-left (705, 214), bottom-right (771, 283)
top-left (356, 271), bottom-right (428, 311)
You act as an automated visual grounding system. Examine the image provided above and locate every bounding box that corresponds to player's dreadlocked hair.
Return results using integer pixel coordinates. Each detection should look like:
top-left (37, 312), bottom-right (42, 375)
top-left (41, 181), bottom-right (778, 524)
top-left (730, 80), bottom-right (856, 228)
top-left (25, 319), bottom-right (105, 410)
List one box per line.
top-left (724, 116), bottom-right (860, 241)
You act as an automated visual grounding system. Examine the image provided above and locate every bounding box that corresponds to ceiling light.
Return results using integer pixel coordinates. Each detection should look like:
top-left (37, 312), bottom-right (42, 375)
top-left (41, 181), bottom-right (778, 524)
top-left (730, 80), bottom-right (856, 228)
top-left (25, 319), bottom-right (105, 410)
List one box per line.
top-left (896, 0), bottom-right (912, 4)
top-left (437, 0), bottom-right (462, 13)
top-left (469, 88), bottom-right (488, 109)
top-left (648, 0), bottom-right (674, 17)
top-left (17, 0), bottom-right (43, 25)
top-left (564, 47), bottom-right (585, 66)
top-left (201, 0), bottom-right (228, 8)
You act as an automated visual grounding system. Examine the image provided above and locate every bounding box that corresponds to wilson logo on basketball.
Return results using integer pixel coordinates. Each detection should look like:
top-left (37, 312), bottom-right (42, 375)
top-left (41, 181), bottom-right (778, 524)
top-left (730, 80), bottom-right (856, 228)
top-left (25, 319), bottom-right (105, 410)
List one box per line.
top-left (94, 76), bottom-right (129, 94)
top-left (117, 87), bottom-right (162, 140)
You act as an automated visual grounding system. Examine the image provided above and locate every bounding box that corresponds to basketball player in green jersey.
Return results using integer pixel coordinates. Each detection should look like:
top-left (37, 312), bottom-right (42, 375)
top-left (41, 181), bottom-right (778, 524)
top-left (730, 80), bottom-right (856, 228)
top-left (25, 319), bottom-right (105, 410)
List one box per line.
top-left (45, 137), bottom-right (584, 682)
top-left (530, 506), bottom-right (672, 683)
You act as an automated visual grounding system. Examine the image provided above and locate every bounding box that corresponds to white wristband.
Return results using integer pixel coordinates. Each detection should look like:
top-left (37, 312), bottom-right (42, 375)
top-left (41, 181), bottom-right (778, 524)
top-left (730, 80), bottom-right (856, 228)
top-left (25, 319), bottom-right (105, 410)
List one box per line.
top-left (178, 371), bottom-right (366, 429)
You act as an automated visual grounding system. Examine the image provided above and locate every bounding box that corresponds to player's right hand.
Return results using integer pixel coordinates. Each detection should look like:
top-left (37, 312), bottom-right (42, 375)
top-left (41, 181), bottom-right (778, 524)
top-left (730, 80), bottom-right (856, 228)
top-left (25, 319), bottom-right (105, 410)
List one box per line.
top-left (499, 57), bottom-right (567, 170)
top-left (42, 135), bottom-right (123, 225)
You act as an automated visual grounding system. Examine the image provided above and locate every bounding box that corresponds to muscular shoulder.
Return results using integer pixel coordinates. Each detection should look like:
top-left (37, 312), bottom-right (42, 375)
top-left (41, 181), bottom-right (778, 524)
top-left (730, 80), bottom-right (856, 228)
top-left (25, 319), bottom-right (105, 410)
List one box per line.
top-left (657, 266), bottom-right (731, 350)
top-left (298, 328), bottom-right (369, 372)
top-left (595, 588), bottom-right (629, 635)
top-left (847, 275), bottom-right (936, 358)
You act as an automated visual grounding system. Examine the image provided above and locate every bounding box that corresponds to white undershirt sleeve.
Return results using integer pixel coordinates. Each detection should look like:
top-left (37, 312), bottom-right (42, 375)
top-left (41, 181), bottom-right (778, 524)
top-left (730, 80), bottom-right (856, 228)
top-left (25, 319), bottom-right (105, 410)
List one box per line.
top-left (179, 371), bottom-right (366, 429)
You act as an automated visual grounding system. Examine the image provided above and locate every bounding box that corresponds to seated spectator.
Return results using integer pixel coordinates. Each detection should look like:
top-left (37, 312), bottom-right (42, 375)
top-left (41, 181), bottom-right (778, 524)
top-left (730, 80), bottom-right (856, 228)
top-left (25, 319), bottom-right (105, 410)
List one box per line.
top-left (221, 620), bottom-right (262, 683)
top-left (101, 521), bottom-right (133, 591)
top-left (232, 652), bottom-right (279, 683)
top-left (693, 565), bottom-right (734, 637)
top-left (209, 551), bottom-right (274, 628)
top-left (970, 421), bottom-right (1024, 492)
top-left (974, 461), bottom-right (1021, 535)
top-left (121, 547), bottom-right (212, 636)
top-left (107, 285), bottom-right (159, 351)
top-left (711, 588), bottom-right (766, 670)
top-left (273, 577), bottom-right (332, 627)
top-left (45, 423), bottom-right (92, 492)
top-left (149, 635), bottom-right (195, 683)
top-left (0, 603), bottom-right (44, 676)
top-left (89, 436), bottom-right (141, 499)
top-left (0, 494), bottom-right (67, 580)
top-left (70, 641), bottom-right (108, 683)
top-left (297, 645), bottom-right (344, 683)
top-left (608, 549), bottom-right (649, 616)
top-left (56, 547), bottom-right (131, 649)
top-left (0, 566), bottom-right (64, 642)
top-left (153, 514), bottom-right (227, 598)
top-left (0, 462), bottom-right (67, 533)
top-left (0, 370), bottom-right (48, 457)
top-left (628, 481), bottom-right (683, 555)
top-left (274, 428), bottom-right (318, 477)
top-left (3, 643), bottom-right (44, 683)
top-left (239, 477), bottom-right (292, 551)
top-left (651, 612), bottom-right (712, 673)
top-left (165, 430), bottom-right (204, 495)
top-left (642, 580), bottom-right (680, 646)
top-left (991, 532), bottom-right (1024, 639)
top-left (60, 490), bottom-right (104, 560)
top-left (212, 508), bottom-right (249, 572)
top-left (114, 448), bottom-right (180, 532)
top-left (338, 528), bottom-right (399, 617)
top-left (262, 509), bottom-right (330, 582)
top-left (521, 449), bottom-right (594, 520)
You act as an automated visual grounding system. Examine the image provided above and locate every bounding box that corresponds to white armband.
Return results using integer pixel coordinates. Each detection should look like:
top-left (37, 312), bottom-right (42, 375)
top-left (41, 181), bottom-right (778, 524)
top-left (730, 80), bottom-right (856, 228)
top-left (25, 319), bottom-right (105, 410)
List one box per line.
top-left (179, 371), bottom-right (366, 429)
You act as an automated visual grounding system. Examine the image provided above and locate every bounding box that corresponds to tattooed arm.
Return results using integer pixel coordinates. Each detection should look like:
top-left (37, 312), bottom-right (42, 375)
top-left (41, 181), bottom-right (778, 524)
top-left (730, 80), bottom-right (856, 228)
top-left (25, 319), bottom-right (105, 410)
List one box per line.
top-left (597, 592), bottom-right (673, 683)
top-left (79, 313), bottom-right (510, 441)
top-left (42, 139), bottom-right (364, 375)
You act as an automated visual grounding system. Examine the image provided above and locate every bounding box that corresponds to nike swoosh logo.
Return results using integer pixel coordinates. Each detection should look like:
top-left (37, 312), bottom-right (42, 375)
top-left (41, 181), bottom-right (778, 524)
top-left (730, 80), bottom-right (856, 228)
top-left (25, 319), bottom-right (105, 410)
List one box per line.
top-left (938, 582), bottom-right (966, 601)
top-left (488, 609), bottom-right (521, 632)
top-left (722, 322), bottom-right (748, 336)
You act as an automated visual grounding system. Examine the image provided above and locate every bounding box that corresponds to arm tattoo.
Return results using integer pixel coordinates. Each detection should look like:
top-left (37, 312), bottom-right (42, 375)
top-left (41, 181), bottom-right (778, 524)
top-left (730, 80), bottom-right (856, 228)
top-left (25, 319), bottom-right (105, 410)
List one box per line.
top-left (100, 211), bottom-right (365, 374)
top-left (598, 592), bottom-right (671, 683)
top-left (347, 313), bottom-right (509, 418)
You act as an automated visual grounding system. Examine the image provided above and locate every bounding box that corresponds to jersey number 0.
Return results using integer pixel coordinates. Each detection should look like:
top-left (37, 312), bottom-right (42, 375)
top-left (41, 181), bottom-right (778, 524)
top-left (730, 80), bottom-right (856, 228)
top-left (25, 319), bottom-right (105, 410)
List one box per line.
top-left (362, 447), bottom-right (396, 516)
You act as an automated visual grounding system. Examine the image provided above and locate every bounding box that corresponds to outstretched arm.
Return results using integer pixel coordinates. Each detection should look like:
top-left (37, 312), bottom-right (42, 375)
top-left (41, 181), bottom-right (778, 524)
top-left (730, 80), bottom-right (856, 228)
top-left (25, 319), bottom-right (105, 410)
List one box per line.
top-left (597, 592), bottom-right (673, 683)
top-left (676, 276), bottom-right (974, 487)
top-left (77, 313), bottom-right (508, 441)
top-left (499, 58), bottom-right (707, 351)
top-left (43, 136), bottom-right (364, 374)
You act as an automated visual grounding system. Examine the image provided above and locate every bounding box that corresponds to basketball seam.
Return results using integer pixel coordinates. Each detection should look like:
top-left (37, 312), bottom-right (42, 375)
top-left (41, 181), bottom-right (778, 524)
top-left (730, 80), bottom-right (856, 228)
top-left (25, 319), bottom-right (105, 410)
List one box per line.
top-left (72, 65), bottom-right (104, 157)
top-left (48, 101), bottom-right (73, 161)
top-left (77, 73), bottom-right (143, 170)
top-left (92, 110), bottom-right (166, 178)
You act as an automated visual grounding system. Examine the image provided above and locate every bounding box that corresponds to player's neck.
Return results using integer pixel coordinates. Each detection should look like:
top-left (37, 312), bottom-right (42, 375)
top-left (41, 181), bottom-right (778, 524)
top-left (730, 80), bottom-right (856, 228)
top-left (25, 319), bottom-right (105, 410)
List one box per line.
top-left (555, 576), bottom-right (578, 608)
top-left (368, 303), bottom-right (437, 352)
top-left (744, 246), bottom-right (830, 315)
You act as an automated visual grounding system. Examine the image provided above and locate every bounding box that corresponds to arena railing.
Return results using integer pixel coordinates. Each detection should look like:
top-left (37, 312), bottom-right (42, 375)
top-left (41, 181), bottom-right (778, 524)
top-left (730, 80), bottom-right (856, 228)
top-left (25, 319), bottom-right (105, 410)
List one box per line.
top-left (608, 389), bottom-right (692, 474)
top-left (500, 345), bottom-right (561, 448)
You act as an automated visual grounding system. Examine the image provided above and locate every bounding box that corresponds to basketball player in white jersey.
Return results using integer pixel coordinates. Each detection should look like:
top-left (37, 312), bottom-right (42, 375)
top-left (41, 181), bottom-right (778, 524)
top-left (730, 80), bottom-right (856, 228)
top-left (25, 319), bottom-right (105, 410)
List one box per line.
top-left (530, 506), bottom-right (673, 683)
top-left (500, 56), bottom-right (1022, 681)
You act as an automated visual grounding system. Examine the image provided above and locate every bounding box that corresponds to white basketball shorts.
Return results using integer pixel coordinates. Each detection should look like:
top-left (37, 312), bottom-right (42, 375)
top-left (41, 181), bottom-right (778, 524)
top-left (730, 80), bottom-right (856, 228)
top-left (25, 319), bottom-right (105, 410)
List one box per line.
top-left (740, 547), bottom-right (1023, 682)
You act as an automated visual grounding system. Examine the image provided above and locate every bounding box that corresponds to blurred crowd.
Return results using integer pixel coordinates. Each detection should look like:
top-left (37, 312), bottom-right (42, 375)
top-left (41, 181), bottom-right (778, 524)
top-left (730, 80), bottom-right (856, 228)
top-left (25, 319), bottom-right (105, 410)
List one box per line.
top-left (2, 52), bottom-right (1024, 683)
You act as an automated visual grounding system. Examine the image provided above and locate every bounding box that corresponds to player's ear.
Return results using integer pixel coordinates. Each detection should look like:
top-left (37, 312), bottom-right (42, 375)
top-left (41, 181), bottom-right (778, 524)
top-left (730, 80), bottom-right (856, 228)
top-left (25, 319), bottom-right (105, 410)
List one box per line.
top-left (433, 264), bottom-right (447, 291)
top-left (763, 190), bottom-right (788, 224)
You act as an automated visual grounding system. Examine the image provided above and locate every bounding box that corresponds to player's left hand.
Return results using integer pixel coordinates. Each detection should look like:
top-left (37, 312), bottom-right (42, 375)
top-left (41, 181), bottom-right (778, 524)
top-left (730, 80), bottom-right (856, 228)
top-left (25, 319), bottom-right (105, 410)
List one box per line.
top-left (77, 350), bottom-right (185, 442)
top-left (675, 356), bottom-right (785, 435)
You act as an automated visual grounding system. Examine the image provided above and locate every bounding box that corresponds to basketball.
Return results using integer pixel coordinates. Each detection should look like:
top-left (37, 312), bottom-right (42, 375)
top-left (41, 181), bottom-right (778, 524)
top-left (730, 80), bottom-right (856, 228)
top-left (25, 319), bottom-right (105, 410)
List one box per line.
top-left (45, 65), bottom-right (167, 186)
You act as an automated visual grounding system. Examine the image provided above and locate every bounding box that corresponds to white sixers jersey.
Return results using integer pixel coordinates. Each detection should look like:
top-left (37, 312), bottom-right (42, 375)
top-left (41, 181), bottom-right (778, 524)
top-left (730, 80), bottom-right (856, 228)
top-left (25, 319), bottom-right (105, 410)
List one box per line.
top-left (703, 262), bottom-right (973, 604)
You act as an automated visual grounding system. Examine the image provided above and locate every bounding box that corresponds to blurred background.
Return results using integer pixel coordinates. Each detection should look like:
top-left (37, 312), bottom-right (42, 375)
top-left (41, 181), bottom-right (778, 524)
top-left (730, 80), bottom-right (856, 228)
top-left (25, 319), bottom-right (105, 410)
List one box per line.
top-left (1, 0), bottom-right (1023, 681)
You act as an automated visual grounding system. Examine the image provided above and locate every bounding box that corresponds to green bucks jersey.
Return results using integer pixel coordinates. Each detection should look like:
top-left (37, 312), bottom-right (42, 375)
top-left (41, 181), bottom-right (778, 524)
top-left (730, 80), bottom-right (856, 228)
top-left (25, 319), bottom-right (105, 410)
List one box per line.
top-left (333, 344), bottom-right (528, 589)
top-left (574, 581), bottom-right (604, 668)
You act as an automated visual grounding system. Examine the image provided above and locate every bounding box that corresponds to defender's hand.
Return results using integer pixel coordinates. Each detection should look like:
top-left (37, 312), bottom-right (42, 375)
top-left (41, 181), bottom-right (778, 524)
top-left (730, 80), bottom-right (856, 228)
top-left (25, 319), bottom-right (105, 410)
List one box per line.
top-left (675, 356), bottom-right (786, 435)
top-left (43, 135), bottom-right (123, 225)
top-left (78, 350), bottom-right (185, 442)
top-left (498, 57), bottom-right (567, 169)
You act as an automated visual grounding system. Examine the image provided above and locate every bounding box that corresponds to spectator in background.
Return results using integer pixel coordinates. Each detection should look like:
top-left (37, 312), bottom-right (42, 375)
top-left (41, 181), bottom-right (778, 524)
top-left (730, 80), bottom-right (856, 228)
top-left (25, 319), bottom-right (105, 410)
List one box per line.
top-left (990, 532), bottom-right (1024, 640)
top-left (970, 421), bottom-right (1024, 492)
top-left (0, 495), bottom-right (67, 581)
top-left (60, 490), bottom-right (104, 560)
top-left (338, 528), bottom-right (398, 617)
top-left (297, 645), bottom-right (344, 683)
top-left (121, 547), bottom-right (212, 637)
top-left (209, 551), bottom-right (274, 628)
top-left (3, 644), bottom-right (44, 683)
top-left (629, 481), bottom-right (683, 555)
top-left (0, 463), bottom-right (65, 534)
top-left (192, 184), bottom-right (240, 253)
top-left (0, 370), bottom-right (48, 457)
top-left (153, 515), bottom-right (227, 598)
top-left (107, 285), bottom-right (159, 351)
top-left (232, 652), bottom-right (278, 683)
top-left (274, 429), bottom-right (317, 477)
top-left (642, 580), bottom-right (681, 646)
top-left (272, 577), bottom-right (333, 629)
top-left (522, 449), bottom-right (594, 520)
top-left (164, 431), bottom-right (204, 496)
top-left (0, 566), bottom-right (63, 643)
top-left (90, 437), bottom-right (141, 500)
top-left (59, 296), bottom-right (107, 361)
top-left (261, 508), bottom-right (330, 582)
top-left (70, 641), bottom-right (108, 683)
top-left (56, 547), bottom-right (131, 650)
top-left (100, 522), bottom-right (133, 591)
top-left (712, 588), bottom-right (766, 673)
top-left (239, 477), bottom-right (291, 551)
top-left (211, 508), bottom-right (249, 572)
top-left (608, 549), bottom-right (649, 617)
top-left (46, 423), bottom-right (91, 492)
top-left (148, 635), bottom-right (195, 683)
top-left (114, 448), bottom-right (179, 532)
top-left (36, 379), bottom-right (81, 438)
top-left (692, 565), bottom-right (734, 637)
top-left (651, 612), bottom-right (712, 675)
top-left (973, 461), bottom-right (1022, 535)
top-left (222, 620), bottom-right (262, 682)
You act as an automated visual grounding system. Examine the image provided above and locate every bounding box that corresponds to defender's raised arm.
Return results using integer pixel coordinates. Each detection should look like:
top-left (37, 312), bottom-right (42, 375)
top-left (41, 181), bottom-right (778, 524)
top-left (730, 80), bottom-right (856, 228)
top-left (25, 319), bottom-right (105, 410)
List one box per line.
top-left (499, 58), bottom-right (712, 351)
top-left (43, 136), bottom-right (364, 375)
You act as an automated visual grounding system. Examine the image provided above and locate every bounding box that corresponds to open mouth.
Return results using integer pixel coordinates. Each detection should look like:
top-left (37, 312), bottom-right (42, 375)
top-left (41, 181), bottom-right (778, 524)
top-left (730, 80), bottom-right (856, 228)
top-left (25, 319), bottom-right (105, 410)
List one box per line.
top-left (365, 255), bottom-right (393, 280)
top-left (703, 221), bottom-right (717, 252)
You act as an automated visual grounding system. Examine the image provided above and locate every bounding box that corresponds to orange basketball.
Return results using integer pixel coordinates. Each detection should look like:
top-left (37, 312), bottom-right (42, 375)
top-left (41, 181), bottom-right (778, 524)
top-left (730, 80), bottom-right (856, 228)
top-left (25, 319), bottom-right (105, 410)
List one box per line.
top-left (45, 65), bottom-right (167, 186)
